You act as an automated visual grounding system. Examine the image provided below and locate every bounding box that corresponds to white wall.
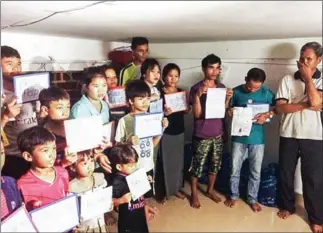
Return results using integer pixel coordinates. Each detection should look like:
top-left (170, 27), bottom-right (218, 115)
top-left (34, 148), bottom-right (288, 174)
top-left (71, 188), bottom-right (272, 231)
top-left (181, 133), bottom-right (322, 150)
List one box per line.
top-left (149, 37), bottom-right (322, 194)
top-left (1, 32), bottom-right (111, 71)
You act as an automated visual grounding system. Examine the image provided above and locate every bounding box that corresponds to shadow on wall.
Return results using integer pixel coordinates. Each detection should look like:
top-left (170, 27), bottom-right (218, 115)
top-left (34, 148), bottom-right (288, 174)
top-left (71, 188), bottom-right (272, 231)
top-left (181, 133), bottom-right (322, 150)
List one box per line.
top-left (268, 42), bottom-right (298, 59)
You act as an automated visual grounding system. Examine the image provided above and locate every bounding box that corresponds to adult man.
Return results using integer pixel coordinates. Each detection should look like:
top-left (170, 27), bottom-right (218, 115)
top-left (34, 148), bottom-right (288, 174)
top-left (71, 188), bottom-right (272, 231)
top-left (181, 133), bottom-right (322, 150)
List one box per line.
top-left (188, 54), bottom-right (232, 208)
top-left (119, 37), bottom-right (149, 86)
top-left (224, 68), bottom-right (275, 212)
top-left (275, 42), bottom-right (323, 233)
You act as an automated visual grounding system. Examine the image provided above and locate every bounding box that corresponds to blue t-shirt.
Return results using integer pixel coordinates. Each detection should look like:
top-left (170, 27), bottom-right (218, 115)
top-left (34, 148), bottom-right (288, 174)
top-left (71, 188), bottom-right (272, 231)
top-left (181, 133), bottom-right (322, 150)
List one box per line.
top-left (70, 95), bottom-right (110, 124)
top-left (230, 84), bottom-right (275, 145)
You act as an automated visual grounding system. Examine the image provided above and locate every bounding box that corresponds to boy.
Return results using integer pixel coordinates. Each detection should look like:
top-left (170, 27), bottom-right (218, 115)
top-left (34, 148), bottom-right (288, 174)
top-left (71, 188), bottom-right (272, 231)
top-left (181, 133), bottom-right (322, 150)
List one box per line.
top-left (188, 54), bottom-right (232, 209)
top-left (119, 37), bottom-right (149, 86)
top-left (1, 139), bottom-right (23, 220)
top-left (1, 45), bottom-right (46, 179)
top-left (224, 68), bottom-right (275, 213)
top-left (114, 80), bottom-right (168, 215)
top-left (16, 126), bottom-right (69, 211)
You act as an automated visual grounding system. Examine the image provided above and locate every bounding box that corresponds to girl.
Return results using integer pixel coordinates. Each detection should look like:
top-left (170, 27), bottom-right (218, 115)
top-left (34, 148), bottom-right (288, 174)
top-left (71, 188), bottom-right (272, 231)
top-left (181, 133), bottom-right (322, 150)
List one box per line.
top-left (159, 63), bottom-right (188, 203)
top-left (70, 69), bottom-right (110, 124)
top-left (69, 149), bottom-right (111, 233)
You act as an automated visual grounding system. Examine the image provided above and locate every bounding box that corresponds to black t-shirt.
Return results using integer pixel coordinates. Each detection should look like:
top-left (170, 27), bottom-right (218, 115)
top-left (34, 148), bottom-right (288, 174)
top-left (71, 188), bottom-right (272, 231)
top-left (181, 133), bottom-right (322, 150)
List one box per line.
top-left (161, 88), bottom-right (185, 135)
top-left (112, 173), bottom-right (149, 233)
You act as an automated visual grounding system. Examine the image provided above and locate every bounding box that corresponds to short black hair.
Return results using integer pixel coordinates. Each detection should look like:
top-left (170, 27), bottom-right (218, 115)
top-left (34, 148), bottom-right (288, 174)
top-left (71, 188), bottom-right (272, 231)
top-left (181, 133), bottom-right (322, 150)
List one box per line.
top-left (131, 37), bottom-right (149, 50)
top-left (246, 68), bottom-right (266, 83)
top-left (108, 143), bottom-right (138, 172)
top-left (201, 54), bottom-right (221, 70)
top-left (17, 126), bottom-right (56, 154)
top-left (1, 46), bottom-right (21, 59)
top-left (39, 86), bottom-right (70, 107)
top-left (301, 42), bottom-right (323, 57)
top-left (162, 63), bottom-right (181, 81)
top-left (125, 79), bottom-right (151, 101)
top-left (140, 58), bottom-right (161, 79)
top-left (83, 68), bottom-right (106, 87)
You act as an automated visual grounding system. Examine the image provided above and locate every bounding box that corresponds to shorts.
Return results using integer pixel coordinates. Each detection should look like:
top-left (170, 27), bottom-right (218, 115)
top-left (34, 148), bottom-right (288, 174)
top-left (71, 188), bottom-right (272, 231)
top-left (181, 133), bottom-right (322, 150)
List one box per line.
top-left (189, 136), bottom-right (224, 178)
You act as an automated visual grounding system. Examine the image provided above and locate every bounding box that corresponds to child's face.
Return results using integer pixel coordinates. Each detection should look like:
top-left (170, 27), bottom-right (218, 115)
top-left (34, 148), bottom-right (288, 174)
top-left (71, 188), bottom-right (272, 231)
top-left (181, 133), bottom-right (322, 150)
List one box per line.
top-left (105, 69), bottom-right (118, 89)
top-left (131, 96), bottom-right (151, 112)
top-left (86, 76), bottom-right (108, 101)
top-left (0, 143), bottom-right (5, 171)
top-left (24, 141), bottom-right (57, 168)
top-left (1, 56), bottom-right (22, 79)
top-left (164, 69), bottom-right (180, 88)
top-left (75, 153), bottom-right (95, 178)
top-left (117, 161), bottom-right (137, 175)
top-left (144, 65), bottom-right (161, 86)
top-left (47, 99), bottom-right (71, 121)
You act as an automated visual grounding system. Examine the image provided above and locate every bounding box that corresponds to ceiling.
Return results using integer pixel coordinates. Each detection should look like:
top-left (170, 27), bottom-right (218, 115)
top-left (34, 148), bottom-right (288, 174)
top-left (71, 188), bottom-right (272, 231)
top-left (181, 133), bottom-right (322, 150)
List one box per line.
top-left (1, 1), bottom-right (322, 43)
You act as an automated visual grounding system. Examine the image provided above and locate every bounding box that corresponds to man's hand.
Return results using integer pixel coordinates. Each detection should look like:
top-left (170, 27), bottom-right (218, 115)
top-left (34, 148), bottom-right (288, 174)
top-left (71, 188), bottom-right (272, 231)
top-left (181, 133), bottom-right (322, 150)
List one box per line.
top-left (297, 60), bottom-right (313, 82)
top-left (96, 153), bottom-right (112, 173)
top-left (227, 107), bottom-right (233, 117)
top-left (196, 85), bottom-right (208, 98)
top-left (3, 97), bottom-right (22, 119)
top-left (225, 88), bottom-right (233, 101)
top-left (162, 117), bottom-right (169, 130)
top-left (308, 104), bottom-right (322, 112)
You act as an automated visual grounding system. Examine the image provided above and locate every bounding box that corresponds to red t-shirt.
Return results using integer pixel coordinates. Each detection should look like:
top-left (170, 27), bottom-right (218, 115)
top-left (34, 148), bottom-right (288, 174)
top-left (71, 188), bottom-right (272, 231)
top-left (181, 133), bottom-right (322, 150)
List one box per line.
top-left (1, 189), bottom-right (9, 219)
top-left (17, 166), bottom-right (69, 211)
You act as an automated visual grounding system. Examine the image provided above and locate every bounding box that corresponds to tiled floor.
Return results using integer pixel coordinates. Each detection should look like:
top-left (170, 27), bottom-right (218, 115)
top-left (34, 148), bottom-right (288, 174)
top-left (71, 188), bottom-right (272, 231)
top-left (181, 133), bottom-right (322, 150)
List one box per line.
top-left (108, 182), bottom-right (311, 232)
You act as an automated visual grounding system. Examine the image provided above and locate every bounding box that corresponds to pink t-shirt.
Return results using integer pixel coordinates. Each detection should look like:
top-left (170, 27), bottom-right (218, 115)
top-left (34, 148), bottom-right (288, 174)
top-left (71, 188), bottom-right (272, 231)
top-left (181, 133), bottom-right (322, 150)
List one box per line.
top-left (17, 166), bottom-right (69, 211)
top-left (1, 189), bottom-right (9, 219)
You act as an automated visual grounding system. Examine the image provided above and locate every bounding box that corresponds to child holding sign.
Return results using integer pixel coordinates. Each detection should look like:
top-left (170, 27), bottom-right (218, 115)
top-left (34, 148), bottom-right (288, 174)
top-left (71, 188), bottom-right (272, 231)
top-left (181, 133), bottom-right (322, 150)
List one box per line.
top-left (158, 63), bottom-right (188, 203)
top-left (69, 149), bottom-right (111, 232)
top-left (1, 139), bottom-right (23, 220)
top-left (115, 80), bottom-right (168, 199)
top-left (110, 143), bottom-right (152, 233)
top-left (16, 126), bottom-right (69, 211)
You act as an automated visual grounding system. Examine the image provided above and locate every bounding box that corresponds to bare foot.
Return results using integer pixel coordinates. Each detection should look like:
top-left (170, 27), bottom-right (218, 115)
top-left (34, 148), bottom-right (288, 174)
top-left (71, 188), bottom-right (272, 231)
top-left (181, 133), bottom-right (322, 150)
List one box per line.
top-left (224, 198), bottom-right (236, 208)
top-left (311, 224), bottom-right (323, 233)
top-left (175, 192), bottom-right (186, 200)
top-left (145, 205), bottom-right (158, 222)
top-left (250, 202), bottom-right (262, 213)
top-left (205, 191), bottom-right (222, 203)
top-left (190, 195), bottom-right (201, 209)
top-left (277, 209), bottom-right (293, 219)
top-left (157, 198), bottom-right (167, 205)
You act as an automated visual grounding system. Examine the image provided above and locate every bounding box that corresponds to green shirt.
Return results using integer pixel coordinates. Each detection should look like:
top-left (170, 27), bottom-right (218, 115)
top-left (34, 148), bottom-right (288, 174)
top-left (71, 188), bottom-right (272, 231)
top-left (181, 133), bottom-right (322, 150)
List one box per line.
top-left (119, 62), bottom-right (141, 86)
top-left (230, 84), bottom-right (275, 145)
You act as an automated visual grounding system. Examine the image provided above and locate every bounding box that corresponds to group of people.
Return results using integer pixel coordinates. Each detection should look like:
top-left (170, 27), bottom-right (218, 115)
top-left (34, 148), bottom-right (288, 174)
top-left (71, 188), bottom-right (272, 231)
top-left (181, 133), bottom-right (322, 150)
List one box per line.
top-left (0, 36), bottom-right (322, 233)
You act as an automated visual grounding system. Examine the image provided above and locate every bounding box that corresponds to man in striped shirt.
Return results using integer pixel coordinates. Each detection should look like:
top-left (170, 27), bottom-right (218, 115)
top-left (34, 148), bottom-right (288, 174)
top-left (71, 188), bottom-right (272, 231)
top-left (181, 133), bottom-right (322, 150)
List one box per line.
top-left (119, 37), bottom-right (149, 86)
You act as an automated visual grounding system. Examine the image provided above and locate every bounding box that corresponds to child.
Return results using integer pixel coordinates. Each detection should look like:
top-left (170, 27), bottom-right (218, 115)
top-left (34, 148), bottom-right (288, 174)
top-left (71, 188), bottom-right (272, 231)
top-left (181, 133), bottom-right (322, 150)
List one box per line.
top-left (109, 143), bottom-right (150, 233)
top-left (70, 69), bottom-right (110, 124)
top-left (114, 80), bottom-right (168, 199)
top-left (69, 149), bottom-right (111, 232)
top-left (1, 139), bottom-right (23, 220)
top-left (158, 63), bottom-right (188, 203)
top-left (1, 45), bottom-right (46, 179)
top-left (17, 126), bottom-right (69, 211)
top-left (38, 86), bottom-right (74, 167)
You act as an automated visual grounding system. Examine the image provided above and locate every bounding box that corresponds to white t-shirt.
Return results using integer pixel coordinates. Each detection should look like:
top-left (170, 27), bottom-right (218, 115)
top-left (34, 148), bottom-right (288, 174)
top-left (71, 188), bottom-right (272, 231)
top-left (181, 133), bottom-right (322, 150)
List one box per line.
top-left (114, 114), bottom-right (154, 172)
top-left (276, 72), bottom-right (322, 140)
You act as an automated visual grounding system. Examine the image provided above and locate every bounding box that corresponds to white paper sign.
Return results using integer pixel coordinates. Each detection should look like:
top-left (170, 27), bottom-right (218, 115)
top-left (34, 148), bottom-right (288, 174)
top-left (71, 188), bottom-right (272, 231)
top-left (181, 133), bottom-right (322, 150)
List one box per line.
top-left (126, 168), bottom-right (151, 201)
top-left (231, 107), bottom-right (253, 136)
top-left (102, 121), bottom-right (116, 143)
top-left (205, 88), bottom-right (226, 119)
top-left (13, 72), bottom-right (50, 104)
top-left (107, 87), bottom-right (127, 108)
top-left (80, 186), bottom-right (113, 222)
top-left (134, 113), bottom-right (163, 139)
top-left (1, 206), bottom-right (38, 232)
top-left (30, 195), bottom-right (79, 233)
top-left (65, 116), bottom-right (103, 153)
top-left (164, 91), bottom-right (188, 113)
top-left (149, 98), bottom-right (163, 113)
top-left (247, 103), bottom-right (270, 123)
